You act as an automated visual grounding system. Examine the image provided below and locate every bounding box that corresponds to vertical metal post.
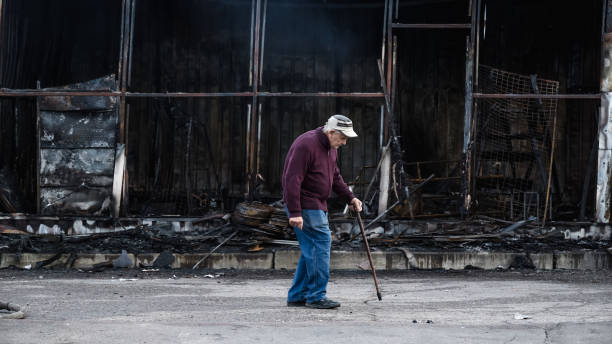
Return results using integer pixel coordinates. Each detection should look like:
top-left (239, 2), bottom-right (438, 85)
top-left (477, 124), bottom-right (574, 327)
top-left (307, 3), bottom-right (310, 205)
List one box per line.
top-left (256, 103), bottom-right (262, 176)
top-left (117, 0), bottom-right (134, 215)
top-left (597, 94), bottom-right (612, 223)
top-left (124, 0), bottom-right (136, 215)
top-left (378, 31), bottom-right (397, 215)
top-left (461, 0), bottom-right (477, 217)
top-left (597, 0), bottom-right (612, 222)
top-left (248, 0), bottom-right (255, 87)
top-left (391, 35), bottom-right (398, 120)
top-left (118, 0), bottom-right (132, 144)
top-left (384, 0), bottom-right (394, 141)
top-left (120, 0), bottom-right (131, 94)
top-left (598, 0), bottom-right (612, 223)
top-left (380, 0), bottom-right (388, 76)
top-left (377, 0), bottom-right (394, 215)
top-left (185, 114), bottom-right (194, 214)
top-left (394, 0), bottom-right (399, 19)
top-left (248, 0), bottom-right (262, 199)
top-left (259, 0), bottom-right (267, 86)
top-left (246, 0), bottom-right (255, 188)
top-left (0, 0), bottom-right (5, 87)
top-left (127, 0), bottom-right (136, 88)
top-left (474, 0), bottom-right (482, 89)
top-left (36, 80), bottom-right (41, 214)
top-left (245, 103), bottom-right (252, 178)
top-left (377, 148), bottom-right (391, 218)
top-left (379, 105), bottom-right (384, 149)
top-left (118, 0), bottom-right (127, 82)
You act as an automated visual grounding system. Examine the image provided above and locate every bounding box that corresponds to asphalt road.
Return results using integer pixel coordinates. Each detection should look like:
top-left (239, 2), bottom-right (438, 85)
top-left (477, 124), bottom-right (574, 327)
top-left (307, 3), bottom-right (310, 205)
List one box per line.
top-left (1, 269), bottom-right (611, 343)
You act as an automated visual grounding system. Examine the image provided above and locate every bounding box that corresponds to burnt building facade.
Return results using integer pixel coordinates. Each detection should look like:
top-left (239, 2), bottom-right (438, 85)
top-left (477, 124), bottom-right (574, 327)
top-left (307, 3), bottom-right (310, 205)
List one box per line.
top-left (0, 0), bottom-right (607, 234)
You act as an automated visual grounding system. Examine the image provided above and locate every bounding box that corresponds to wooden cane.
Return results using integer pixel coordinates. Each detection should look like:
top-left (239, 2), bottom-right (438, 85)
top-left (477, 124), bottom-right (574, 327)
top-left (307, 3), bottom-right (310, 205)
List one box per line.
top-left (356, 211), bottom-right (382, 301)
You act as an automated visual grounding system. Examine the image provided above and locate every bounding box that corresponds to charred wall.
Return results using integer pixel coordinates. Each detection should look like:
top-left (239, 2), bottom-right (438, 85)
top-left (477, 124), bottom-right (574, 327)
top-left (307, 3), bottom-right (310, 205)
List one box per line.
top-left (0, 0), bottom-right (605, 219)
top-left (125, 0), bottom-right (385, 215)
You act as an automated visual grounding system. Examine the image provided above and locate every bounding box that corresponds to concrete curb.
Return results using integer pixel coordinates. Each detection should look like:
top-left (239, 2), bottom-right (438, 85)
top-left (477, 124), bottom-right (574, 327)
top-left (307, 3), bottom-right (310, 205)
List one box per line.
top-left (0, 250), bottom-right (610, 271)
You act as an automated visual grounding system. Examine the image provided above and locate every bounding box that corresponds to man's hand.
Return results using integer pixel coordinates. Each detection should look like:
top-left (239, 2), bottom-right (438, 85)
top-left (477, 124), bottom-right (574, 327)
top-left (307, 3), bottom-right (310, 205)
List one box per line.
top-left (349, 198), bottom-right (363, 212)
top-left (289, 216), bottom-right (303, 230)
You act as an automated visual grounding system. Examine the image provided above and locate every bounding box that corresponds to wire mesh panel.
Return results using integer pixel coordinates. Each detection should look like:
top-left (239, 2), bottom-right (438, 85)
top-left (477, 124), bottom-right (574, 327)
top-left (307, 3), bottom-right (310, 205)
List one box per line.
top-left (472, 65), bottom-right (559, 220)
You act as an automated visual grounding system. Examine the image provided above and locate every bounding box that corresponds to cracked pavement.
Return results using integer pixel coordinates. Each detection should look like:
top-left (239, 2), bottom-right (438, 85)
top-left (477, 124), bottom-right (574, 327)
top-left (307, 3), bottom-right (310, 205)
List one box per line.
top-left (0, 269), bottom-right (611, 343)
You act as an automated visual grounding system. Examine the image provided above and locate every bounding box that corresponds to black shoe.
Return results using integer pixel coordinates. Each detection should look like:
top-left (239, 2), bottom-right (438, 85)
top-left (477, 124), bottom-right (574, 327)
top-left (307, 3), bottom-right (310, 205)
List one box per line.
top-left (305, 298), bottom-right (341, 309)
top-left (287, 300), bottom-right (306, 307)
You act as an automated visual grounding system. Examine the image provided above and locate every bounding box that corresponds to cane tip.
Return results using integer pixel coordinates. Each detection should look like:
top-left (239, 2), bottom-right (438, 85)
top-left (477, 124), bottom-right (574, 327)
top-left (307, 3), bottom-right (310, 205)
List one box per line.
top-left (377, 292), bottom-right (382, 301)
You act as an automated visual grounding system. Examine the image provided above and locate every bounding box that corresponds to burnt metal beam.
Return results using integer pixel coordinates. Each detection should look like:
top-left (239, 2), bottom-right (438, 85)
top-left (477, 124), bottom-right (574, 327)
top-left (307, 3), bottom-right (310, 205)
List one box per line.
top-left (128, 92), bottom-right (253, 97)
top-left (384, 0), bottom-right (393, 141)
top-left (257, 92), bottom-right (384, 97)
top-left (116, 0), bottom-right (135, 217)
top-left (0, 0), bottom-right (4, 87)
top-left (0, 90), bottom-right (385, 98)
top-left (127, 0), bottom-right (136, 88)
top-left (118, 0), bottom-right (134, 93)
top-left (259, 0), bottom-right (267, 86)
top-left (249, 0), bottom-right (255, 86)
top-left (461, 0), bottom-right (478, 218)
top-left (392, 23), bottom-right (471, 29)
top-left (117, 0), bottom-right (127, 84)
top-left (474, 0), bottom-right (482, 88)
top-left (36, 82), bottom-right (41, 214)
top-left (381, 0), bottom-right (388, 76)
top-left (597, 0), bottom-right (612, 223)
top-left (248, 0), bottom-right (263, 199)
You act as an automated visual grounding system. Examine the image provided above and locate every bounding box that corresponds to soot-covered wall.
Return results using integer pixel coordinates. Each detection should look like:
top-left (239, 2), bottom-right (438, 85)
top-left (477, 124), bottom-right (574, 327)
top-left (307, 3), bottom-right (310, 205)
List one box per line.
top-left (126, 0), bottom-right (385, 214)
top-left (0, 0), bottom-right (604, 219)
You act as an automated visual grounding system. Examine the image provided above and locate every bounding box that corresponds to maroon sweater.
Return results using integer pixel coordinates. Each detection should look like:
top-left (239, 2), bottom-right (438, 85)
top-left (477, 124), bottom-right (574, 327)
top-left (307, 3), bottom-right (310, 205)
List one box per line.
top-left (282, 127), bottom-right (355, 218)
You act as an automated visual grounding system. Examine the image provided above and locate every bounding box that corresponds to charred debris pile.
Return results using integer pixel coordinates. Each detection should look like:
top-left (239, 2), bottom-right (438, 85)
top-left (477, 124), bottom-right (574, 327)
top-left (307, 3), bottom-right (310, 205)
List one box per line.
top-left (0, 201), bottom-right (609, 260)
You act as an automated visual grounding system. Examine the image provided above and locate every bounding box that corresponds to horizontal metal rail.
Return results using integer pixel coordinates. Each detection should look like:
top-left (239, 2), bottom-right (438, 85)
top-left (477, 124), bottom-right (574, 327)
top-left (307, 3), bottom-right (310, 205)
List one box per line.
top-left (392, 23), bottom-right (471, 29)
top-left (3, 90), bottom-right (599, 100)
top-left (0, 89), bottom-right (385, 98)
top-left (258, 92), bottom-right (384, 97)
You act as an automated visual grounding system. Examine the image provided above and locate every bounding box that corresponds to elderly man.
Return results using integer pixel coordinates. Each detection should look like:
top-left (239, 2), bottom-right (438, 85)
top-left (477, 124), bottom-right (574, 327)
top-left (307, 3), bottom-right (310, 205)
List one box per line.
top-left (282, 114), bottom-right (363, 309)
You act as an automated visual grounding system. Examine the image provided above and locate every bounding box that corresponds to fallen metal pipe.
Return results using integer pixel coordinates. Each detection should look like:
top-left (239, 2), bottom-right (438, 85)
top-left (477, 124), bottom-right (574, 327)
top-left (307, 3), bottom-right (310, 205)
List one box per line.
top-left (363, 200), bottom-right (400, 232)
top-left (362, 174), bottom-right (434, 232)
top-left (501, 216), bottom-right (537, 235)
top-left (192, 231), bottom-right (238, 269)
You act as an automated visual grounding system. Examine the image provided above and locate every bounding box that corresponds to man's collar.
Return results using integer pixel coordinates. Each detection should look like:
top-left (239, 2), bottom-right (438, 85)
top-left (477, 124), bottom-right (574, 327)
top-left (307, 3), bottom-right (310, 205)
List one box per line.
top-left (315, 127), bottom-right (330, 150)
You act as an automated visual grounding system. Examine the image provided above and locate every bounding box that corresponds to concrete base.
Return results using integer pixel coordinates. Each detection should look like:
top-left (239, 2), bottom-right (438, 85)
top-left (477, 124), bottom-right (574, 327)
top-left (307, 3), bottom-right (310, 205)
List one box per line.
top-left (1, 249), bottom-right (610, 271)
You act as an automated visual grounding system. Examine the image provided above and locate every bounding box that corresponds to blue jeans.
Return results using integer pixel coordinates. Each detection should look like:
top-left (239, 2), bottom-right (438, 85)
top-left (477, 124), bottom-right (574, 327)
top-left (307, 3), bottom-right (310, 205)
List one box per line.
top-left (286, 209), bottom-right (332, 303)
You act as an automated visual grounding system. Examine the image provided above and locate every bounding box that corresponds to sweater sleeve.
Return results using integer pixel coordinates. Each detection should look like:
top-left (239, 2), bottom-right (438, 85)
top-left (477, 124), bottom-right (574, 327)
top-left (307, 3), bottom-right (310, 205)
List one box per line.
top-left (332, 164), bottom-right (355, 204)
top-left (283, 144), bottom-right (311, 218)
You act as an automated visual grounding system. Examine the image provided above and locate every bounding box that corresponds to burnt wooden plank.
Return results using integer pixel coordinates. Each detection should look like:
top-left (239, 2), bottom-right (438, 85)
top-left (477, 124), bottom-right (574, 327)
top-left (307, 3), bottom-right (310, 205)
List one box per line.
top-left (40, 111), bottom-right (117, 148)
top-left (47, 75), bottom-right (117, 91)
top-left (41, 175), bottom-right (114, 187)
top-left (39, 95), bottom-right (118, 112)
top-left (40, 187), bottom-right (111, 215)
top-left (39, 75), bottom-right (118, 111)
top-left (40, 149), bottom-right (115, 177)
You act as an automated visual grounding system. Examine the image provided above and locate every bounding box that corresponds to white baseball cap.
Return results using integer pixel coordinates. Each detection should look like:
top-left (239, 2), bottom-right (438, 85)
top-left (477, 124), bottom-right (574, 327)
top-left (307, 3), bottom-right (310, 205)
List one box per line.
top-left (326, 114), bottom-right (358, 138)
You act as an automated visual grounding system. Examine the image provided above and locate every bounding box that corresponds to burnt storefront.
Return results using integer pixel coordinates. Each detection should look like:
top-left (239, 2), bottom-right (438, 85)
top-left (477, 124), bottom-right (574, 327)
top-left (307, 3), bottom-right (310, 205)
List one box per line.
top-left (0, 1), bottom-right (609, 252)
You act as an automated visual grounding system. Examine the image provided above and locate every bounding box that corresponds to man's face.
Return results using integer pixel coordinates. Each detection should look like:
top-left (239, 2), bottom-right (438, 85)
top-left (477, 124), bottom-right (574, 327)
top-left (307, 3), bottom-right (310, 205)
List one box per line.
top-left (327, 130), bottom-right (348, 149)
